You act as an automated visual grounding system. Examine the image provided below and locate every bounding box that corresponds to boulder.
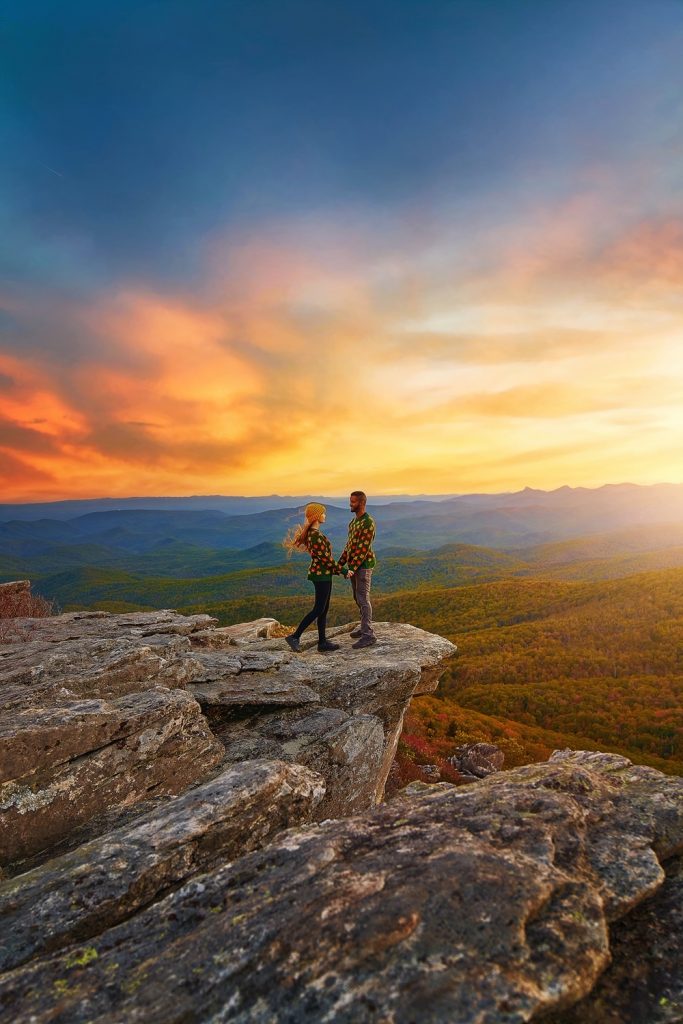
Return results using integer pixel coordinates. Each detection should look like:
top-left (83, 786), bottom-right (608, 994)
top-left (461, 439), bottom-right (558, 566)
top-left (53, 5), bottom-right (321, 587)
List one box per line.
top-left (1, 752), bottom-right (679, 1024)
top-left (0, 759), bottom-right (324, 972)
top-left (0, 688), bottom-right (223, 869)
top-left (449, 742), bottom-right (505, 780)
top-left (191, 618), bottom-right (280, 646)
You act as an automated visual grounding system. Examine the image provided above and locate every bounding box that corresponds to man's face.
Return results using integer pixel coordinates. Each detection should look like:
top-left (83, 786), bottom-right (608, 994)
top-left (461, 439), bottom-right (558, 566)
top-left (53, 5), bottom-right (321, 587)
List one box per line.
top-left (349, 493), bottom-right (364, 513)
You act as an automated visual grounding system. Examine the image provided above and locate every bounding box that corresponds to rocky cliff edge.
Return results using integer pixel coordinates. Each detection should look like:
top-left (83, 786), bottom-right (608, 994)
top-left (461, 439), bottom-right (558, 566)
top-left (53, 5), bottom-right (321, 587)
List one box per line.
top-left (0, 604), bottom-right (681, 1023)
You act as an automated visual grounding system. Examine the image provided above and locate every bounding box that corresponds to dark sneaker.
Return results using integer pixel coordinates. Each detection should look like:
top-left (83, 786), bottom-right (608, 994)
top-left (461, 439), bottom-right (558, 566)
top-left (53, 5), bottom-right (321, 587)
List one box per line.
top-left (350, 630), bottom-right (362, 639)
top-left (352, 636), bottom-right (377, 649)
top-left (285, 634), bottom-right (301, 652)
top-left (317, 640), bottom-right (341, 653)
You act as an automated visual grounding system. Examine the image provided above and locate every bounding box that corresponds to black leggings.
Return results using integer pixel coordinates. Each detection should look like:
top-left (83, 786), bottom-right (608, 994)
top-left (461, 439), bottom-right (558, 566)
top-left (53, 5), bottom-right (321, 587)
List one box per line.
top-left (294, 580), bottom-right (332, 643)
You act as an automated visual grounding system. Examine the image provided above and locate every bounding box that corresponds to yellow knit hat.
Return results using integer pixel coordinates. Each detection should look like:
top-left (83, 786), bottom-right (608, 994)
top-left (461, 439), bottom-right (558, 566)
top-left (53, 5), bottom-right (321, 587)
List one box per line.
top-left (305, 502), bottom-right (326, 523)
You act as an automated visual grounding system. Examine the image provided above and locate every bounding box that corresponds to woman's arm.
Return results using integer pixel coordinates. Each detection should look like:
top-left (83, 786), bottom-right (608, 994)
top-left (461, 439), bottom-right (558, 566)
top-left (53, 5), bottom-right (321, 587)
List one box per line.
top-left (308, 532), bottom-right (348, 576)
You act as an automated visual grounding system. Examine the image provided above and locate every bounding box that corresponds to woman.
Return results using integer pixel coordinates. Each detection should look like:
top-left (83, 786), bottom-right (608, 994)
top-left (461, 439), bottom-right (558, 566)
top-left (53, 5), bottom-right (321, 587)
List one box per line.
top-left (282, 502), bottom-right (351, 653)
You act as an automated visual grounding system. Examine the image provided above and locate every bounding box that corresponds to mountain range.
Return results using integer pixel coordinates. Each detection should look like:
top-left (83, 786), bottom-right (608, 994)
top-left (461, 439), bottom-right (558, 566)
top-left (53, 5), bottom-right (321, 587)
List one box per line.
top-left (2, 484), bottom-right (683, 574)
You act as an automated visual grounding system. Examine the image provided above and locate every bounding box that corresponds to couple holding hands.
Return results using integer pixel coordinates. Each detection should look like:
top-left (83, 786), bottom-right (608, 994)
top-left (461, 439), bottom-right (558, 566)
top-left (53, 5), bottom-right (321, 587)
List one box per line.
top-left (284, 490), bottom-right (377, 653)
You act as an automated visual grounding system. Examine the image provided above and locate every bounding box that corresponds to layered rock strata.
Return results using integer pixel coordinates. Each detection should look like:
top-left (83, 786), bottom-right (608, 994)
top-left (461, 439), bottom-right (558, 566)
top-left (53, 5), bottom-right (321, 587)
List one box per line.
top-left (1, 607), bottom-right (681, 1023)
top-left (0, 610), bottom-right (455, 868)
top-left (0, 688), bottom-right (223, 865)
top-left (0, 751), bottom-right (680, 1023)
top-left (0, 759), bottom-right (324, 972)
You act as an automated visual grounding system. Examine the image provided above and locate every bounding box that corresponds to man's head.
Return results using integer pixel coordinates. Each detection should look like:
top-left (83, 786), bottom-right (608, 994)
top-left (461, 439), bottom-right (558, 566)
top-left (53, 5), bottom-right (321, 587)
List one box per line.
top-left (349, 490), bottom-right (367, 514)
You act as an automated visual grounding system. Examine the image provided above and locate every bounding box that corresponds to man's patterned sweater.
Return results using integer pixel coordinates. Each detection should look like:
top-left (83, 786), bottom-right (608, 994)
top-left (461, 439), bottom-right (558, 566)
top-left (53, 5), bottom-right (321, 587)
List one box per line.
top-left (339, 512), bottom-right (377, 572)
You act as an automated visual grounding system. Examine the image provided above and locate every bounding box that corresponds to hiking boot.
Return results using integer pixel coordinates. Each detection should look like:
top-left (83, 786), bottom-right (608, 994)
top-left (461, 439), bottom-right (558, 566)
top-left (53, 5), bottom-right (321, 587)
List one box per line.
top-left (352, 636), bottom-right (377, 649)
top-left (350, 629), bottom-right (362, 639)
top-left (317, 640), bottom-right (340, 653)
top-left (285, 634), bottom-right (301, 652)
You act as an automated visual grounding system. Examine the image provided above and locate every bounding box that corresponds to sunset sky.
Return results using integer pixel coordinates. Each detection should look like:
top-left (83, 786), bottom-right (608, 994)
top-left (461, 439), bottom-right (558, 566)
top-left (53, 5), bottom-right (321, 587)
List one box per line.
top-left (2, 0), bottom-right (682, 501)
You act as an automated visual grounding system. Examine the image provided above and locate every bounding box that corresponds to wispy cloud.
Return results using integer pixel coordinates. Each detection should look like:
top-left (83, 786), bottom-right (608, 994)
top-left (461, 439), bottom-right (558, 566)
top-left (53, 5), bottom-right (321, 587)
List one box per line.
top-left (2, 190), bottom-right (683, 499)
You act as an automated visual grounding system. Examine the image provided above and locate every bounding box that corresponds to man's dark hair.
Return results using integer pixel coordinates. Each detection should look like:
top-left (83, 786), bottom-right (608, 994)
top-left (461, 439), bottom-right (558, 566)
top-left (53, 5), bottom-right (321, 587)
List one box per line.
top-left (350, 490), bottom-right (367, 501)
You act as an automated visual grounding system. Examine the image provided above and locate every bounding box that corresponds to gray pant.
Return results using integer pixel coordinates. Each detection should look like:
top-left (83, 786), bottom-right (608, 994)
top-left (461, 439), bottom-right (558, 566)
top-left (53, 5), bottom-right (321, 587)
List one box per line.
top-left (351, 568), bottom-right (375, 638)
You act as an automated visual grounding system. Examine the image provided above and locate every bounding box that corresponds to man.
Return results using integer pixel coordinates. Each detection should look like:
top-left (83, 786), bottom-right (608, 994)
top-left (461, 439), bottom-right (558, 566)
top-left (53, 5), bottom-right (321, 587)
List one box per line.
top-left (339, 490), bottom-right (377, 649)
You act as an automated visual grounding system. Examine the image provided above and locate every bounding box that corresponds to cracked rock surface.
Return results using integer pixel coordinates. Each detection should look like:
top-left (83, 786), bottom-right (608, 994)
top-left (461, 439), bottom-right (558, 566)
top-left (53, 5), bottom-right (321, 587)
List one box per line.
top-left (0, 610), bottom-right (455, 867)
top-left (0, 759), bottom-right (324, 973)
top-left (0, 752), bottom-right (680, 1024)
top-left (2, 606), bottom-right (680, 1023)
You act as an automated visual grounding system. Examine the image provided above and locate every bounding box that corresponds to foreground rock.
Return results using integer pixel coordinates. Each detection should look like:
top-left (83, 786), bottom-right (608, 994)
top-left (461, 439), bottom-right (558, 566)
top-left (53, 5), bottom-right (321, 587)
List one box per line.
top-left (8, 607), bottom-right (679, 1022)
top-left (547, 856), bottom-right (683, 1024)
top-left (1, 752), bottom-right (680, 1024)
top-left (0, 759), bottom-right (324, 972)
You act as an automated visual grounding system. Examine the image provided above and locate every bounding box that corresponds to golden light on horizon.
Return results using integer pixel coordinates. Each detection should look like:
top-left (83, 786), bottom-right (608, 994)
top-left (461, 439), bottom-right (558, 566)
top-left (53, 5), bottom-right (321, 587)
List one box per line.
top-left (1, 205), bottom-right (683, 502)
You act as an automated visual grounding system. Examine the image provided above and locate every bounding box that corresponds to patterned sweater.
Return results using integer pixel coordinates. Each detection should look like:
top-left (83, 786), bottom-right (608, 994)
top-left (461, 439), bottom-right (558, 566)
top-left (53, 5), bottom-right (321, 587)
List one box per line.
top-left (339, 512), bottom-right (377, 572)
top-left (306, 530), bottom-right (347, 582)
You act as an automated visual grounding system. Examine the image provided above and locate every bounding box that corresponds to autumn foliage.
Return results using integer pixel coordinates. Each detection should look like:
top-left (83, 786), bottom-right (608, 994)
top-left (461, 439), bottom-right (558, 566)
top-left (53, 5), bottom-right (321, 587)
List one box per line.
top-left (0, 583), bottom-right (55, 642)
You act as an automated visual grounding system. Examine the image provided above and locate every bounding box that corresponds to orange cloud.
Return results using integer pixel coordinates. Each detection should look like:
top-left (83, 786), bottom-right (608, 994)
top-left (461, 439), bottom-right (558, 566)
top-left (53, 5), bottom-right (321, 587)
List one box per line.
top-left (2, 200), bottom-right (683, 501)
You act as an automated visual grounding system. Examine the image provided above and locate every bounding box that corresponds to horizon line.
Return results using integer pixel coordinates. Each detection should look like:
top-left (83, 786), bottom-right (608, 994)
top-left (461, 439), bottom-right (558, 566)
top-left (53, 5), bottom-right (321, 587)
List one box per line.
top-left (3, 480), bottom-right (683, 508)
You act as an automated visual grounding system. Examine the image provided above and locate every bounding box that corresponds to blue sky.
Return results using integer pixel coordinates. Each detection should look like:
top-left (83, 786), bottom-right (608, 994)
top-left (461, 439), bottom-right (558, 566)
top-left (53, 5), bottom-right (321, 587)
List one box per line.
top-left (4, 0), bottom-right (679, 288)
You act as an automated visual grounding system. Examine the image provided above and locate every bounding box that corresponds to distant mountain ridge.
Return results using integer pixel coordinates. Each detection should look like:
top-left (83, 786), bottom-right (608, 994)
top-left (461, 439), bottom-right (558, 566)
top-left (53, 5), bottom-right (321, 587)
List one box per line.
top-left (0, 493), bottom-right (457, 522)
top-left (3, 481), bottom-right (683, 525)
top-left (3, 484), bottom-right (683, 590)
top-left (2, 482), bottom-right (683, 550)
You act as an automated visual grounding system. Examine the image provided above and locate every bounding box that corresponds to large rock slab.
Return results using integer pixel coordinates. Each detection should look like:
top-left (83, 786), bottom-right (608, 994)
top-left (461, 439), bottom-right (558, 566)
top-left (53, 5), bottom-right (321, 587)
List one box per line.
top-left (2, 753), bottom-right (679, 1024)
top-left (0, 759), bottom-right (324, 972)
top-left (188, 675), bottom-right (320, 707)
top-left (4, 609), bottom-right (218, 638)
top-left (209, 620), bottom-right (457, 811)
top-left (543, 750), bottom-right (683, 916)
top-left (186, 650), bottom-right (320, 707)
top-left (0, 634), bottom-right (200, 709)
top-left (0, 688), bottom-right (223, 868)
top-left (0, 616), bottom-right (318, 710)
